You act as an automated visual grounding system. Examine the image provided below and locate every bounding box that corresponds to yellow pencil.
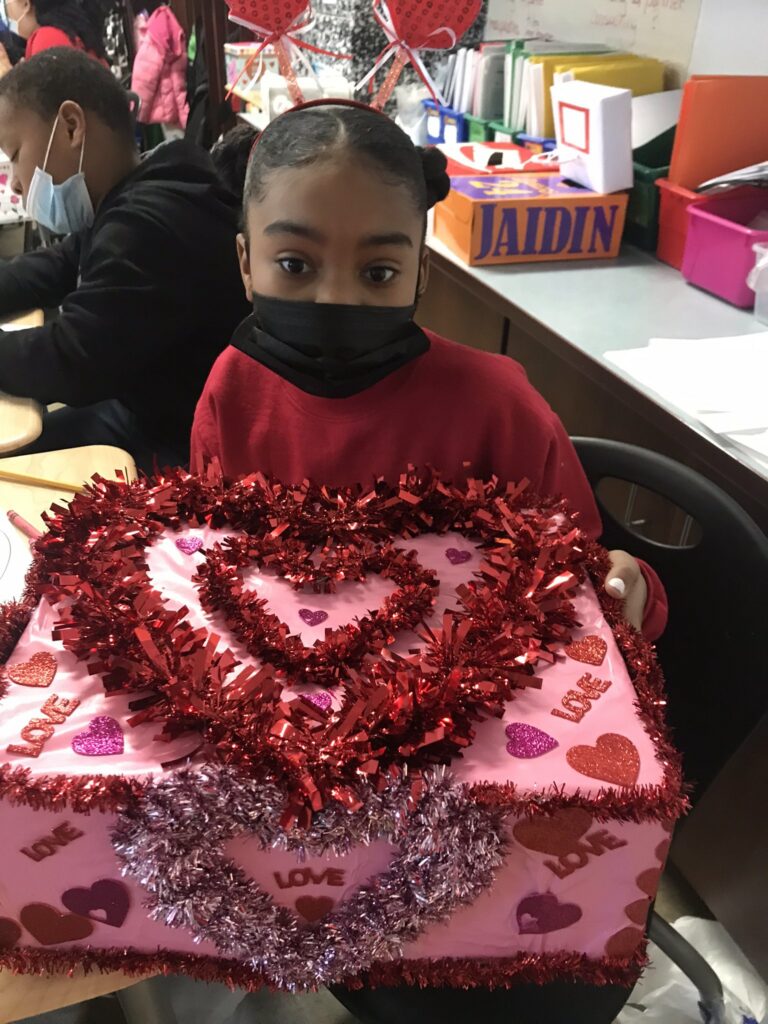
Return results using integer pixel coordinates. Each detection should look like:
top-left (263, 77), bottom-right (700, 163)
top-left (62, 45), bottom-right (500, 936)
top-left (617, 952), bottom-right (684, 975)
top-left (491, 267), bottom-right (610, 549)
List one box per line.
top-left (0, 468), bottom-right (87, 494)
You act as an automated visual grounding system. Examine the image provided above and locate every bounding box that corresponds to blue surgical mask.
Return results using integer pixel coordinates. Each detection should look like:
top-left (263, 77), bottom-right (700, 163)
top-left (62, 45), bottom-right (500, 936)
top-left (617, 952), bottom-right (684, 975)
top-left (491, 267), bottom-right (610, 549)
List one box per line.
top-left (8, 17), bottom-right (20, 34)
top-left (26, 117), bottom-right (94, 234)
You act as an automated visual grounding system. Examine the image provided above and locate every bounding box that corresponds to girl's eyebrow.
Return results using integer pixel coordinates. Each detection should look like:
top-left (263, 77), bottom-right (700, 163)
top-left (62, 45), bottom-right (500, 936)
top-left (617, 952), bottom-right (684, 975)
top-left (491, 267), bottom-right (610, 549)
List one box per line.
top-left (359, 232), bottom-right (413, 248)
top-left (264, 220), bottom-right (325, 241)
top-left (263, 221), bottom-right (414, 249)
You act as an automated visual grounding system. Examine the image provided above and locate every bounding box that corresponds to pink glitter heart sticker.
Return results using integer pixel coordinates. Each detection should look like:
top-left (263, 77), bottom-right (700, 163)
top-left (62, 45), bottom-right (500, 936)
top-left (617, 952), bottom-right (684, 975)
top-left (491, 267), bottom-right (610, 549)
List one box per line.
top-left (445, 547), bottom-right (472, 565)
top-left (175, 536), bottom-right (204, 556)
top-left (72, 716), bottom-right (124, 757)
top-left (305, 691), bottom-right (332, 711)
top-left (505, 722), bottom-right (558, 759)
top-left (299, 608), bottom-right (328, 628)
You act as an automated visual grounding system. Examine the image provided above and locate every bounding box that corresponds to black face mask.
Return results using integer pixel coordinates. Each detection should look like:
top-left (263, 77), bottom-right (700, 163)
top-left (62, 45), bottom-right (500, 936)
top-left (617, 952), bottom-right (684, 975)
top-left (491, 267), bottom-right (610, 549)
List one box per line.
top-left (231, 293), bottom-right (430, 398)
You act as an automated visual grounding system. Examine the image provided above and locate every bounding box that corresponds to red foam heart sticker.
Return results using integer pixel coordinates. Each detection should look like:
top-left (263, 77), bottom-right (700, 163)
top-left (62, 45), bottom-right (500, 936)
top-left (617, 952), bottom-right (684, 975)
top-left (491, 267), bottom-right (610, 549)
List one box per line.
top-left (225, 0), bottom-right (309, 34)
top-left (564, 635), bottom-right (607, 666)
top-left (516, 893), bottom-right (582, 934)
top-left (295, 895), bottom-right (335, 922)
top-left (0, 917), bottom-right (21, 949)
top-left (385, 0), bottom-right (482, 50)
top-left (636, 867), bottom-right (662, 898)
top-left (513, 807), bottom-right (593, 858)
top-left (605, 926), bottom-right (644, 958)
top-left (61, 878), bottom-right (130, 928)
top-left (6, 651), bottom-right (57, 688)
top-left (655, 839), bottom-right (671, 863)
top-left (19, 903), bottom-right (94, 945)
top-left (566, 733), bottom-right (640, 787)
top-left (624, 897), bottom-right (651, 926)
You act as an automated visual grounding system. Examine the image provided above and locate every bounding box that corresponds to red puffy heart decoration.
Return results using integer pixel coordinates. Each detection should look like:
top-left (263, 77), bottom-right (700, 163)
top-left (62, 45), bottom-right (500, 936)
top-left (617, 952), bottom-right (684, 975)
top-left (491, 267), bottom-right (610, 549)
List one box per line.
top-left (381, 0), bottom-right (482, 50)
top-left (225, 0), bottom-right (310, 35)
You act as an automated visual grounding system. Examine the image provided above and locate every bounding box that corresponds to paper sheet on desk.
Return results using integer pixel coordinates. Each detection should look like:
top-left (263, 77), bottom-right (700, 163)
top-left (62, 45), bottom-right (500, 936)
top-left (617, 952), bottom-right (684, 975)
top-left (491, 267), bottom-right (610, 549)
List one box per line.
top-left (0, 522), bottom-right (33, 604)
top-left (606, 332), bottom-right (768, 466)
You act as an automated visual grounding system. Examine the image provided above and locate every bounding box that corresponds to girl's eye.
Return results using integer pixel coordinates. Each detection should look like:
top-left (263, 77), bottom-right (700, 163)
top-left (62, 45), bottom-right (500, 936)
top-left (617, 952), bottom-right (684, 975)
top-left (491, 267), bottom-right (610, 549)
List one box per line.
top-left (277, 257), bottom-right (310, 275)
top-left (365, 266), bottom-right (397, 285)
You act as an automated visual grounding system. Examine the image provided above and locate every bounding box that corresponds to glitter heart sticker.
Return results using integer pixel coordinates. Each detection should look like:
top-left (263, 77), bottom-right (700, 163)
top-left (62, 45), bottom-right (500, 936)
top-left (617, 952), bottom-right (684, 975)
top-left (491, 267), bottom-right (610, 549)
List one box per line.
top-left (72, 716), bottom-right (124, 757)
top-left (175, 536), bottom-right (204, 556)
top-left (304, 691), bottom-right (332, 711)
top-left (565, 635), bottom-right (608, 666)
top-left (566, 733), bottom-right (640, 787)
top-left (299, 608), bottom-right (329, 628)
top-left (6, 652), bottom-right (57, 689)
top-left (445, 548), bottom-right (472, 565)
top-left (505, 722), bottom-right (558, 759)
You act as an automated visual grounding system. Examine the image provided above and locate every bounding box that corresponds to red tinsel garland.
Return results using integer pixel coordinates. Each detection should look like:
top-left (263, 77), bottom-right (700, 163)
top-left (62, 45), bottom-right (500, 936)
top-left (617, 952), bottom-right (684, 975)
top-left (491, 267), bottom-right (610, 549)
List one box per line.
top-left (0, 943), bottom-right (648, 992)
top-left (0, 466), bottom-right (686, 825)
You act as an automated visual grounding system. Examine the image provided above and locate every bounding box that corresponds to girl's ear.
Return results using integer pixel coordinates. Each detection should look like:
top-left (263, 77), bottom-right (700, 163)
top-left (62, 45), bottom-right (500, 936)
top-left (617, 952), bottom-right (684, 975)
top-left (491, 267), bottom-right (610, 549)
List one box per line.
top-left (416, 246), bottom-right (430, 301)
top-left (236, 232), bottom-right (253, 301)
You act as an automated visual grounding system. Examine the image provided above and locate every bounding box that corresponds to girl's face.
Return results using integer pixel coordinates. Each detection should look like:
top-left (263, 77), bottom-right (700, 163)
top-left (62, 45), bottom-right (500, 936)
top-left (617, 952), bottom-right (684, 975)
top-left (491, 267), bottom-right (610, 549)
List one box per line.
top-left (6, 0), bottom-right (33, 37)
top-left (238, 156), bottom-right (429, 308)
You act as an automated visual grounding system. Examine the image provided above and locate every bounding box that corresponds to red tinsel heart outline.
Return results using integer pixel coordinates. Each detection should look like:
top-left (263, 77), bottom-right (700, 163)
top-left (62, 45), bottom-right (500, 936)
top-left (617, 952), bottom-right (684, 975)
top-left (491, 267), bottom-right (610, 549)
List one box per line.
top-left (193, 535), bottom-right (438, 688)
top-left (112, 763), bottom-right (505, 990)
top-left (20, 468), bottom-right (587, 824)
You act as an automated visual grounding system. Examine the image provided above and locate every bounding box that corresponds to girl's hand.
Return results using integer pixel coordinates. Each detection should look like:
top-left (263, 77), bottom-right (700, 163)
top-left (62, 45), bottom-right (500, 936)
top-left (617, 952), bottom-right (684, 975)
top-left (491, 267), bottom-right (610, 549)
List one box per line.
top-left (604, 550), bottom-right (648, 631)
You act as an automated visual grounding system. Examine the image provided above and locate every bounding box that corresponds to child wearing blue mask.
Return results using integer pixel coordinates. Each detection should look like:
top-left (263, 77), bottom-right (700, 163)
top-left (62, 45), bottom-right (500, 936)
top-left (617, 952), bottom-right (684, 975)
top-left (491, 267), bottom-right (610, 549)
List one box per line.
top-left (0, 48), bottom-right (249, 473)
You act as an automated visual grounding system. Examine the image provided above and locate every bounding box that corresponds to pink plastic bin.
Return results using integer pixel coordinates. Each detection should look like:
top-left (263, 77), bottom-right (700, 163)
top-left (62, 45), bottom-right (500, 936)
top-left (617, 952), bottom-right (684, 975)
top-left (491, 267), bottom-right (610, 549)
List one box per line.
top-left (682, 187), bottom-right (768, 307)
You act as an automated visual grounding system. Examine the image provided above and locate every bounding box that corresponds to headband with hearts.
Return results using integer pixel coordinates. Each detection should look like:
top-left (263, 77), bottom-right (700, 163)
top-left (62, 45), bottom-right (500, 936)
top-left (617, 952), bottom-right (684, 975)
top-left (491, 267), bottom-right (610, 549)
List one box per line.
top-left (358, 0), bottom-right (483, 110)
top-left (225, 1), bottom-right (352, 106)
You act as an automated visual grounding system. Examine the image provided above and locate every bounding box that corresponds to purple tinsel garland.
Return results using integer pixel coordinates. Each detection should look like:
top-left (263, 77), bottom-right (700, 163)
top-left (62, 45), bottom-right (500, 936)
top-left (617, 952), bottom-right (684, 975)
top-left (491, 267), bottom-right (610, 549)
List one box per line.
top-left (112, 764), bottom-right (506, 990)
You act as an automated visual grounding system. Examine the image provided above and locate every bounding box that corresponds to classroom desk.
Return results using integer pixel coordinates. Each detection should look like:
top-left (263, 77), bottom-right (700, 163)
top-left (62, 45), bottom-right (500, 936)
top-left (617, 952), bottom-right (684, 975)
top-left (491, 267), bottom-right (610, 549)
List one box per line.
top-left (0, 444), bottom-right (142, 1023)
top-left (0, 310), bottom-right (44, 454)
top-left (421, 235), bottom-right (768, 530)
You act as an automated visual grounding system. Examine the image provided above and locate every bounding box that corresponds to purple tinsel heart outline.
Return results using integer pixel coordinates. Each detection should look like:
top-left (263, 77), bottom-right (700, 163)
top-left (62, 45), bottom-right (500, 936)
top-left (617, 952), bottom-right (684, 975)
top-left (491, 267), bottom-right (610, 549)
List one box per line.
top-left (112, 764), bottom-right (505, 991)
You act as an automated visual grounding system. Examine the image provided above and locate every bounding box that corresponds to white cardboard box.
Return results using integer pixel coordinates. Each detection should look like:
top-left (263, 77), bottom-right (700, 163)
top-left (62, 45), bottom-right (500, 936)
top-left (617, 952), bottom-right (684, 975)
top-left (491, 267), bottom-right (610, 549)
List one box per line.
top-left (550, 79), bottom-right (633, 194)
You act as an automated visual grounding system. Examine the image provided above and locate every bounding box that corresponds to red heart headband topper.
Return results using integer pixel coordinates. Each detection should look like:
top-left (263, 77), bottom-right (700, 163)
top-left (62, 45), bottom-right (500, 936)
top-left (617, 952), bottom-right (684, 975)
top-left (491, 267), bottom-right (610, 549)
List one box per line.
top-left (225, 0), bottom-right (352, 106)
top-left (225, 1), bottom-right (482, 111)
top-left (359, 0), bottom-right (483, 110)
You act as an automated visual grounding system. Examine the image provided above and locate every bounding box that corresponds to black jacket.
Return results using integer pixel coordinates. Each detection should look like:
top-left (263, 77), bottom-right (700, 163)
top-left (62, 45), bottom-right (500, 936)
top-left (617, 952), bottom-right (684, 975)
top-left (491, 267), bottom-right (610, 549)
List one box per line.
top-left (0, 140), bottom-right (249, 445)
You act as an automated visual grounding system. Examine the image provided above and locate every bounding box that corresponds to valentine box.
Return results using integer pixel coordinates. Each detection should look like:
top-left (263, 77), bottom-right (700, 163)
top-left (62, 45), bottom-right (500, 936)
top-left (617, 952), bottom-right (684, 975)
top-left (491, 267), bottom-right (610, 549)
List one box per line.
top-left (0, 469), bottom-right (685, 991)
top-left (434, 174), bottom-right (628, 266)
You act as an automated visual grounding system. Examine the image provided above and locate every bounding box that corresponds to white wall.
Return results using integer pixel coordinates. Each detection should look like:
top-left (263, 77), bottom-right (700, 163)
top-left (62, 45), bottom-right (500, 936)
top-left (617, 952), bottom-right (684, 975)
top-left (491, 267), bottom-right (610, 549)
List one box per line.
top-left (689, 0), bottom-right (768, 75)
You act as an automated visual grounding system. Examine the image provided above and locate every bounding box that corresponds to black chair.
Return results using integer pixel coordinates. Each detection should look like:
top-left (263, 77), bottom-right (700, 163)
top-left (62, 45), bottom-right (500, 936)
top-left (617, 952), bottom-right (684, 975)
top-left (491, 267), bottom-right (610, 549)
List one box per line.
top-left (573, 436), bottom-right (768, 1024)
top-left (572, 436), bottom-right (768, 800)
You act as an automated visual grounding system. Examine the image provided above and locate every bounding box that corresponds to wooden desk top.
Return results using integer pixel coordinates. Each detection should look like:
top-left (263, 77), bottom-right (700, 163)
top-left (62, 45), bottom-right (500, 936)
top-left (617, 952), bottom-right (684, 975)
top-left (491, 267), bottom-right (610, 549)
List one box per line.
top-left (0, 310), bottom-right (45, 454)
top-left (0, 444), bottom-right (136, 529)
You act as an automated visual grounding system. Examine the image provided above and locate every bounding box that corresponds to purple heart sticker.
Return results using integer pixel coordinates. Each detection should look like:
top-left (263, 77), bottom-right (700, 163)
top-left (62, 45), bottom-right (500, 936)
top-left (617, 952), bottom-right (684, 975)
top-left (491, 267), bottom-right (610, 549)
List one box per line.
top-left (505, 722), bottom-right (558, 759)
top-left (305, 691), bottom-right (332, 711)
top-left (299, 608), bottom-right (328, 628)
top-left (445, 547), bottom-right (472, 566)
top-left (176, 536), bottom-right (203, 556)
top-left (516, 893), bottom-right (582, 934)
top-left (61, 879), bottom-right (130, 928)
top-left (72, 716), bottom-right (124, 756)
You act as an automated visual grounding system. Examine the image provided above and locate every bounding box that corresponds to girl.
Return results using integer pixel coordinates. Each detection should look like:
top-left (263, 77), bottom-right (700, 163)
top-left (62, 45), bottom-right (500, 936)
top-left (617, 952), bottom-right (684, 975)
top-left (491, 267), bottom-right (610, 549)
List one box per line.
top-left (4, 0), bottom-right (107, 61)
top-left (192, 101), bottom-right (666, 1023)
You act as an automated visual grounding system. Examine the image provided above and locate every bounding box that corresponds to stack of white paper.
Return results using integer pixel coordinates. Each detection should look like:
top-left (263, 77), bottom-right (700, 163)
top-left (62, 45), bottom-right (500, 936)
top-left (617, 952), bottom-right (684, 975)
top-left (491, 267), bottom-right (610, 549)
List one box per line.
top-left (0, 522), bottom-right (33, 605)
top-left (606, 333), bottom-right (768, 472)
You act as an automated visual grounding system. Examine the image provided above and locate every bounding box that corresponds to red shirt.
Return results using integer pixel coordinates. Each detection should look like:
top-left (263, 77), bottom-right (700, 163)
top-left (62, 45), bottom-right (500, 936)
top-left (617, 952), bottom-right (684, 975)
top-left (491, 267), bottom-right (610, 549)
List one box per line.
top-left (192, 330), bottom-right (667, 638)
top-left (26, 26), bottom-right (103, 62)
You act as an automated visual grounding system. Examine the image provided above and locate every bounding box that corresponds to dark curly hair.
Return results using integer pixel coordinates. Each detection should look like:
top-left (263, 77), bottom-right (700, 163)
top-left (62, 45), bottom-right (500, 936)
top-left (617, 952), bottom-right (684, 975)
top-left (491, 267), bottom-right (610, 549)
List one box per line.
top-left (33, 0), bottom-right (107, 59)
top-left (244, 103), bottom-right (451, 221)
top-left (0, 47), bottom-right (133, 141)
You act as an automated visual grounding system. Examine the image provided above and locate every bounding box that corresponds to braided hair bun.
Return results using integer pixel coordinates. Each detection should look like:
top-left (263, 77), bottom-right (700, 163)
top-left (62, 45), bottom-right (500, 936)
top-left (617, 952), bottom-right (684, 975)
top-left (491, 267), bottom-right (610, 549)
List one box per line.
top-left (417, 146), bottom-right (451, 209)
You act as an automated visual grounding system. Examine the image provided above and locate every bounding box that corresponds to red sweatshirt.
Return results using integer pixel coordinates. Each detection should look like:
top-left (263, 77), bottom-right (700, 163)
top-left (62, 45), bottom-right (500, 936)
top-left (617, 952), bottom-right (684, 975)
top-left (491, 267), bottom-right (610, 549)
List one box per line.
top-left (26, 26), bottom-right (104, 62)
top-left (191, 330), bottom-right (667, 639)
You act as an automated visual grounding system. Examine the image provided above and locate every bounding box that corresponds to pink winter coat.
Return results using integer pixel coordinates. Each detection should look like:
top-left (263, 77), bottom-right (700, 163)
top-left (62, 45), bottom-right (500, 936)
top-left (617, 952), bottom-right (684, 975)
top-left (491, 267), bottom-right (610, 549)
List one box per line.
top-left (131, 6), bottom-right (189, 128)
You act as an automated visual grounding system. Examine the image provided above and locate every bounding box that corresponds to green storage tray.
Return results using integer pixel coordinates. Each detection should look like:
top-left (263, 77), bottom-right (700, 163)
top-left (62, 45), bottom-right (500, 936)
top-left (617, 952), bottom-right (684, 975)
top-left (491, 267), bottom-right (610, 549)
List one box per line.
top-left (464, 115), bottom-right (494, 142)
top-left (624, 126), bottom-right (676, 251)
